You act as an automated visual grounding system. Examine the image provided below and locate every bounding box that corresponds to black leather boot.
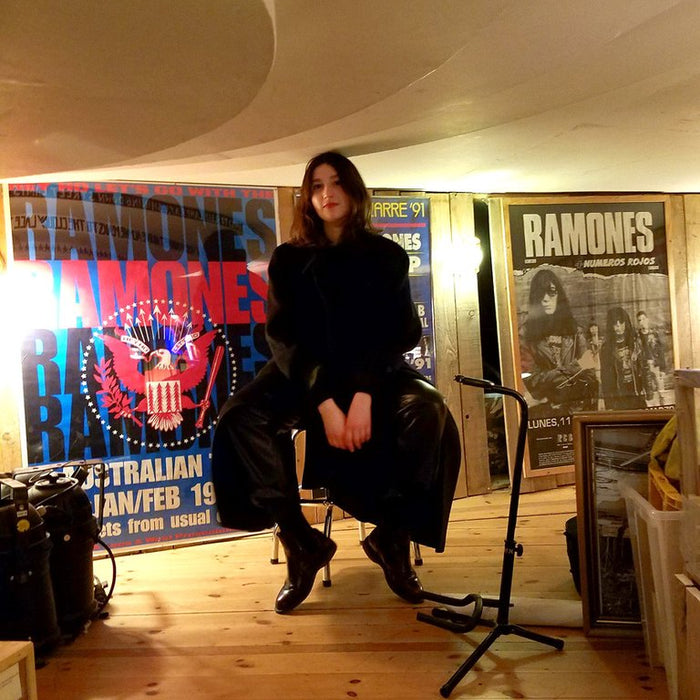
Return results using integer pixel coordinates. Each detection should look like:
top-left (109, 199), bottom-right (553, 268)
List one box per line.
top-left (275, 527), bottom-right (337, 614)
top-left (362, 526), bottom-right (423, 603)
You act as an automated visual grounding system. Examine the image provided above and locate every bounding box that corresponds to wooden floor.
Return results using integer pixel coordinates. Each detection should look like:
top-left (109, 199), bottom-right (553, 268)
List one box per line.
top-left (35, 486), bottom-right (669, 699)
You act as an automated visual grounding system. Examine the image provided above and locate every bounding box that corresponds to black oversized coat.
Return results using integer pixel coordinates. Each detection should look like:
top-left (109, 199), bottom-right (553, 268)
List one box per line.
top-left (265, 232), bottom-right (422, 403)
top-left (212, 232), bottom-right (460, 550)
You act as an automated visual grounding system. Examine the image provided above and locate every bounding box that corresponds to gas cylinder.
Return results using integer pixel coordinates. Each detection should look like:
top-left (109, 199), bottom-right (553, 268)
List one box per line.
top-left (0, 477), bottom-right (60, 652)
top-left (27, 472), bottom-right (99, 636)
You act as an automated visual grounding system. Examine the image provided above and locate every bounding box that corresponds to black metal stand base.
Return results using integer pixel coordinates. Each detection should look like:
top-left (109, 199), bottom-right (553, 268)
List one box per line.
top-left (419, 592), bottom-right (564, 697)
top-left (418, 376), bottom-right (565, 698)
top-left (442, 622), bottom-right (563, 698)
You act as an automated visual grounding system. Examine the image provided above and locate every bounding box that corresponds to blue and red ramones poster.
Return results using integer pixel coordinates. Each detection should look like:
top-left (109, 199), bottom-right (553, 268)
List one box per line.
top-left (9, 182), bottom-right (276, 550)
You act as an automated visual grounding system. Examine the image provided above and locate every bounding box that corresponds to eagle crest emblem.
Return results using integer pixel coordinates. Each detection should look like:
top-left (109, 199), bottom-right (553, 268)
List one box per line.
top-left (92, 303), bottom-right (225, 433)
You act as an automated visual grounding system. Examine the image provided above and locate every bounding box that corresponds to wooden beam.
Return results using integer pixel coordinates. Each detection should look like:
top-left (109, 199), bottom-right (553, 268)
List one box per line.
top-left (0, 186), bottom-right (24, 470)
top-left (449, 192), bottom-right (491, 495)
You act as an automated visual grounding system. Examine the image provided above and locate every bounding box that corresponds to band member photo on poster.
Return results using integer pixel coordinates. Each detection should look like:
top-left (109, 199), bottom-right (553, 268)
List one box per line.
top-left (519, 267), bottom-right (599, 417)
top-left (508, 199), bottom-right (675, 473)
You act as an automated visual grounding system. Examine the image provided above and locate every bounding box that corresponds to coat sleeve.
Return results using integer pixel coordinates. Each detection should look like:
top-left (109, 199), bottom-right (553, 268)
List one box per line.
top-left (264, 245), bottom-right (333, 403)
top-left (347, 241), bottom-right (422, 394)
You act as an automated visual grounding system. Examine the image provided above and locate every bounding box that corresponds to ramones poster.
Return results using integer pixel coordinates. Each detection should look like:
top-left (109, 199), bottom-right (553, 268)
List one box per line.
top-left (507, 199), bottom-right (674, 474)
top-left (9, 181), bottom-right (276, 549)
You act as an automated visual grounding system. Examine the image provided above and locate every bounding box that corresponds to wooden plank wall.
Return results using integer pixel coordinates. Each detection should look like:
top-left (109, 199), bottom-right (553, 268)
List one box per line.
top-left (676, 196), bottom-right (700, 368)
top-left (2, 187), bottom-right (695, 494)
top-left (428, 193), bottom-right (488, 497)
top-left (0, 185), bottom-right (23, 471)
top-left (451, 194), bottom-right (491, 494)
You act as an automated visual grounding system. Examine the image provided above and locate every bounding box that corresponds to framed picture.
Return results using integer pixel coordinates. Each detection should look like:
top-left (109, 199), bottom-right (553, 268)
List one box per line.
top-left (573, 409), bottom-right (673, 635)
top-left (499, 196), bottom-right (674, 479)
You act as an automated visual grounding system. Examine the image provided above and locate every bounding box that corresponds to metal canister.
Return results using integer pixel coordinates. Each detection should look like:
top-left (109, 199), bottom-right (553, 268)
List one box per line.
top-left (28, 472), bottom-right (99, 636)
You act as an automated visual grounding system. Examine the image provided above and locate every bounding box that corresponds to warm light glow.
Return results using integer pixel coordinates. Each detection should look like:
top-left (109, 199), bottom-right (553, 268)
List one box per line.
top-left (0, 263), bottom-right (58, 374)
top-left (0, 270), bottom-right (19, 370)
top-left (465, 236), bottom-right (483, 272)
top-left (5, 262), bottom-right (58, 331)
top-left (441, 236), bottom-right (483, 276)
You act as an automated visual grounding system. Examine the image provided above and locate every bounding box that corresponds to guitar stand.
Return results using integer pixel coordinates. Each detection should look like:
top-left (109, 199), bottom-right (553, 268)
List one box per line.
top-left (418, 375), bottom-right (564, 698)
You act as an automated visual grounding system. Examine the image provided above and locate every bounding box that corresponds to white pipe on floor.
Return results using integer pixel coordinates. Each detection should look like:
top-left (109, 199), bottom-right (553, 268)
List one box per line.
top-left (443, 596), bottom-right (583, 628)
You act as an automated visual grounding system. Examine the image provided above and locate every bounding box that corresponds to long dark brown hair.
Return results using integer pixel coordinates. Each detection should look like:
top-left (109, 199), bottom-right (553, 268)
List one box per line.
top-left (289, 151), bottom-right (378, 246)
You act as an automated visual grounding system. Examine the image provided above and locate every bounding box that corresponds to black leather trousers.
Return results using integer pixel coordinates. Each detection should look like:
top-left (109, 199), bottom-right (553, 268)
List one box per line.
top-left (211, 361), bottom-right (461, 549)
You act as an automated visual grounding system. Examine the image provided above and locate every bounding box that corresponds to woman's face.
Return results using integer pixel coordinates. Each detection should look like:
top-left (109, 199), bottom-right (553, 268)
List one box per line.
top-left (310, 164), bottom-right (351, 232)
top-left (540, 283), bottom-right (558, 315)
top-left (613, 319), bottom-right (626, 337)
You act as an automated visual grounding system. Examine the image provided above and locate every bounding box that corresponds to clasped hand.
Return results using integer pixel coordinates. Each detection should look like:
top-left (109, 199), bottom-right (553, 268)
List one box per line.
top-left (317, 392), bottom-right (372, 452)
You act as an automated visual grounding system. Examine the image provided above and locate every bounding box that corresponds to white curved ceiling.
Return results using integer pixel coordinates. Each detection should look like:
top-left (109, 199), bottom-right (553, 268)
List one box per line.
top-left (3, 0), bottom-right (700, 193)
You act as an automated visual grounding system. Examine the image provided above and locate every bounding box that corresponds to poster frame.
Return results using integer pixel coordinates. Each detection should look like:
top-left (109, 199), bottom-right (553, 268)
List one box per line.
top-left (500, 194), bottom-right (674, 479)
top-left (572, 409), bottom-right (673, 636)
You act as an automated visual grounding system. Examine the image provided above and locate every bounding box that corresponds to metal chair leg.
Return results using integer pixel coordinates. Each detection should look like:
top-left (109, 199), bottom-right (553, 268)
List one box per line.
top-left (321, 502), bottom-right (334, 586)
top-left (413, 540), bottom-right (423, 566)
top-left (271, 524), bottom-right (280, 564)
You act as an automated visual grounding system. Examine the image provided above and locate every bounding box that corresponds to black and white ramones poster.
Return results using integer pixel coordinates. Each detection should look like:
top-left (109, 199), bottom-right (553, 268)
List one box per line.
top-left (507, 199), bottom-right (674, 475)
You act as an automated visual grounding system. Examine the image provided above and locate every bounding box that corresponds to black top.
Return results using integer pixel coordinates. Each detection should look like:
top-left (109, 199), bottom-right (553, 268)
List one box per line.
top-left (264, 231), bottom-right (421, 407)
